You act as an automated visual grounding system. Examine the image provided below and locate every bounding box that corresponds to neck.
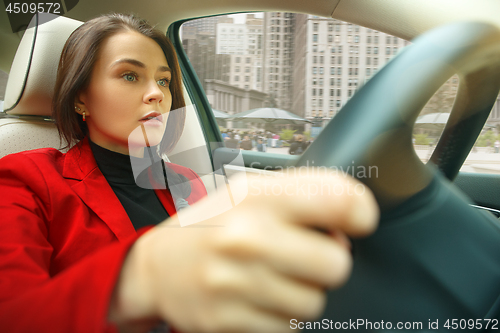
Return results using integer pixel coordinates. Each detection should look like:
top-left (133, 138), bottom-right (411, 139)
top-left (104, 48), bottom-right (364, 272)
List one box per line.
top-left (88, 138), bottom-right (147, 158)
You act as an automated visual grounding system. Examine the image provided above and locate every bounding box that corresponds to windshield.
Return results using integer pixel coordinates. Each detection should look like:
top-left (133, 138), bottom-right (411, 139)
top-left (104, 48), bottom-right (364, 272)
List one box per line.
top-left (180, 13), bottom-right (500, 175)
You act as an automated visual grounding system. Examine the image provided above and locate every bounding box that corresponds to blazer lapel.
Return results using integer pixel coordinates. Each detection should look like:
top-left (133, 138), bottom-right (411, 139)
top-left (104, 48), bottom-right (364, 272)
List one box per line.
top-left (62, 138), bottom-right (136, 242)
top-left (154, 188), bottom-right (177, 217)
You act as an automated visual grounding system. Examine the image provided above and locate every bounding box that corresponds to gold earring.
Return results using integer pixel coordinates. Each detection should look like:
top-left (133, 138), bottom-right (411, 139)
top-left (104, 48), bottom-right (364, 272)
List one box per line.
top-left (82, 111), bottom-right (86, 122)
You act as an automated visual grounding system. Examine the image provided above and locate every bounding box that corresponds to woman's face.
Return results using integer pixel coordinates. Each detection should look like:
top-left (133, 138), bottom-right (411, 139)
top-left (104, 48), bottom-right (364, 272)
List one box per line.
top-left (78, 30), bottom-right (172, 157)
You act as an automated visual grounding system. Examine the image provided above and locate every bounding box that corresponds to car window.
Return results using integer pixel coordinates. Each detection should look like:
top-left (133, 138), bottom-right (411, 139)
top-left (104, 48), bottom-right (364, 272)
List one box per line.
top-left (414, 76), bottom-right (500, 175)
top-left (178, 13), bottom-right (499, 174)
top-left (179, 13), bottom-right (411, 155)
top-left (466, 96), bottom-right (500, 174)
top-left (414, 75), bottom-right (459, 166)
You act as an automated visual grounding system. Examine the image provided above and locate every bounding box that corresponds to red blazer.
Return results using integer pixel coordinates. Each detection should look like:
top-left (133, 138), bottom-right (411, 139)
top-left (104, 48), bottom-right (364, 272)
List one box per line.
top-left (0, 138), bottom-right (207, 332)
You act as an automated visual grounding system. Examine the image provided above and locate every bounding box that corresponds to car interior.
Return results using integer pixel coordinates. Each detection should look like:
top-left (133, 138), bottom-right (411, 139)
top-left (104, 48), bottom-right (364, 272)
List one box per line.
top-left (2, 0), bottom-right (500, 329)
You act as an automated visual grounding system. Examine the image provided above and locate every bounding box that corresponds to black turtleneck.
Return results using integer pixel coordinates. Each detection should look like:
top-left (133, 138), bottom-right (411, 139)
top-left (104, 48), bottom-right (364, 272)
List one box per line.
top-left (89, 140), bottom-right (169, 230)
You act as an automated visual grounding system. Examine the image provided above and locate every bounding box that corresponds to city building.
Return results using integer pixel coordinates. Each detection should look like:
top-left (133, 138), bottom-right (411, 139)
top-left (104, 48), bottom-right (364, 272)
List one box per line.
top-left (181, 29), bottom-right (230, 92)
top-left (488, 97), bottom-right (500, 128)
top-left (181, 13), bottom-right (500, 134)
top-left (261, 12), bottom-right (295, 111)
top-left (292, 14), bottom-right (413, 129)
top-left (217, 15), bottom-right (264, 91)
top-left (181, 15), bottom-right (268, 118)
top-left (182, 16), bottom-right (219, 36)
top-left (216, 22), bottom-right (248, 55)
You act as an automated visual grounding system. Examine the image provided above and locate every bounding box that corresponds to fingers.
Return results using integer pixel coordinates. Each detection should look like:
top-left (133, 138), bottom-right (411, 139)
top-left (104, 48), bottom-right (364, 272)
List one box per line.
top-left (168, 167), bottom-right (379, 237)
top-left (195, 300), bottom-right (294, 333)
top-left (240, 168), bottom-right (379, 237)
top-left (210, 213), bottom-right (353, 288)
top-left (142, 168), bottom-right (380, 332)
top-left (199, 168), bottom-right (379, 287)
top-left (202, 256), bottom-right (325, 320)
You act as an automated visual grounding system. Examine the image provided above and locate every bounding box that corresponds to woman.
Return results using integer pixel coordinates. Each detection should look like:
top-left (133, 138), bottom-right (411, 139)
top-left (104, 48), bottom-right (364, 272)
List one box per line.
top-left (0, 14), bottom-right (378, 333)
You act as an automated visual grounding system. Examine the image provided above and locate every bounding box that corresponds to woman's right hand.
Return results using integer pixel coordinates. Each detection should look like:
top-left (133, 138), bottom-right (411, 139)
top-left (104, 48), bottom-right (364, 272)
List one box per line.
top-left (110, 169), bottom-right (379, 333)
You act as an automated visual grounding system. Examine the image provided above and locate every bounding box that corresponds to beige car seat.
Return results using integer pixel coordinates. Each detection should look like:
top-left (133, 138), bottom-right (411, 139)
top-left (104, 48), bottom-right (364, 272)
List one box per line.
top-left (0, 13), bottom-right (82, 157)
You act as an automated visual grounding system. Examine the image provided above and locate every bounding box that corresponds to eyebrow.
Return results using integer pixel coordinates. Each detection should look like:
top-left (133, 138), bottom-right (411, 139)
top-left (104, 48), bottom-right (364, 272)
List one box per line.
top-left (111, 58), bottom-right (171, 73)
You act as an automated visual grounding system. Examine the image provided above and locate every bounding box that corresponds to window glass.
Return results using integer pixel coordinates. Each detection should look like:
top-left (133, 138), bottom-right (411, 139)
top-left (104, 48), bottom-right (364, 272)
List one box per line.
top-left (180, 13), bottom-right (499, 175)
top-left (464, 93), bottom-right (500, 174)
top-left (413, 74), bottom-right (500, 175)
top-left (413, 75), bottom-right (458, 165)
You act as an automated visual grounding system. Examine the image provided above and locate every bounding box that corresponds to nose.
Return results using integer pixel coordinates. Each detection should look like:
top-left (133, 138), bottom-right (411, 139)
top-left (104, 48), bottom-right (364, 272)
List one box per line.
top-left (144, 80), bottom-right (164, 104)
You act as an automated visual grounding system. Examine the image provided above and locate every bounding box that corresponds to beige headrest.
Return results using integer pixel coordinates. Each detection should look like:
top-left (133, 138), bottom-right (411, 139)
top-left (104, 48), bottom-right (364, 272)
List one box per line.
top-left (4, 13), bottom-right (82, 116)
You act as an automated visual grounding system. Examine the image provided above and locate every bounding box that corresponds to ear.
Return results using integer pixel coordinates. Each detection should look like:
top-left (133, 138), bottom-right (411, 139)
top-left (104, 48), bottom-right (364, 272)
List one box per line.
top-left (74, 91), bottom-right (89, 116)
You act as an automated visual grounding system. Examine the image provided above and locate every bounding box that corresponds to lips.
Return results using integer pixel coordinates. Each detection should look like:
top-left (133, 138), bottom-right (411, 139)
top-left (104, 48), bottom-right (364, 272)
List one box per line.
top-left (139, 111), bottom-right (164, 125)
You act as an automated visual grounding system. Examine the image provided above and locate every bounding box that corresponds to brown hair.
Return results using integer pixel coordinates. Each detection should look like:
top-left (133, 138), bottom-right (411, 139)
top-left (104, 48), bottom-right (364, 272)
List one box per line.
top-left (52, 13), bottom-right (185, 154)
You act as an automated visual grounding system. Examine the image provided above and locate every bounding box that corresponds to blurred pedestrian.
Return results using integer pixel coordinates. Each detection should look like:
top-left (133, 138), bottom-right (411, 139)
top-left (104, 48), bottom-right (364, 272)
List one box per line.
top-left (257, 138), bottom-right (266, 152)
top-left (272, 133), bottom-right (280, 148)
top-left (266, 131), bottom-right (273, 148)
top-left (251, 132), bottom-right (258, 148)
top-left (289, 134), bottom-right (308, 155)
top-left (240, 136), bottom-right (253, 150)
top-left (225, 133), bottom-right (240, 149)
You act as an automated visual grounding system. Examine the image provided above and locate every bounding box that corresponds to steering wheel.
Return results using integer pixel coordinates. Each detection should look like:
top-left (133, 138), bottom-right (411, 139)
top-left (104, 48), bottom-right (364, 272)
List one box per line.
top-left (297, 22), bottom-right (500, 329)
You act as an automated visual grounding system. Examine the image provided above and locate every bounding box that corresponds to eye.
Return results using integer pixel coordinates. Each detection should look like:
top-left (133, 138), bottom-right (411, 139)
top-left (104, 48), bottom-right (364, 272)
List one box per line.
top-left (157, 78), bottom-right (171, 87)
top-left (122, 73), bottom-right (137, 82)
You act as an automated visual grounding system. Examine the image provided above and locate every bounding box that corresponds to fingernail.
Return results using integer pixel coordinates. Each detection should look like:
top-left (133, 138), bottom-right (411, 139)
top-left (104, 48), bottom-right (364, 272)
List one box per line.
top-left (350, 192), bottom-right (379, 236)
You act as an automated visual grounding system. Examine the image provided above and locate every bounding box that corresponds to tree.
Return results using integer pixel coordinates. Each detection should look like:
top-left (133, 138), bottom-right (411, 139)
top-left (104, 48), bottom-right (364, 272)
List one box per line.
top-left (414, 133), bottom-right (430, 145)
top-left (421, 75), bottom-right (458, 116)
top-left (279, 129), bottom-right (296, 141)
top-left (475, 130), bottom-right (496, 147)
